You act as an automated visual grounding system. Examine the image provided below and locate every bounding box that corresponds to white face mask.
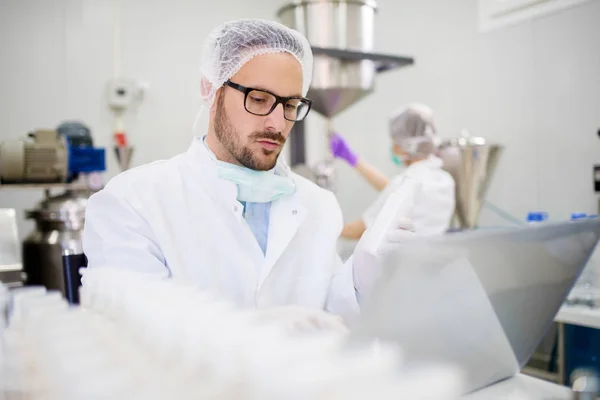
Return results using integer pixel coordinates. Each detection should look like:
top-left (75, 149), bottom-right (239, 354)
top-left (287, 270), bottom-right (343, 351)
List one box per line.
top-left (215, 160), bottom-right (296, 203)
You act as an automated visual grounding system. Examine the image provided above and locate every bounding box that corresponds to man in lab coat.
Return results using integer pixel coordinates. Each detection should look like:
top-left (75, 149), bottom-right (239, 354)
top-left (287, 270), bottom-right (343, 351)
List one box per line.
top-left (82, 19), bottom-right (413, 328)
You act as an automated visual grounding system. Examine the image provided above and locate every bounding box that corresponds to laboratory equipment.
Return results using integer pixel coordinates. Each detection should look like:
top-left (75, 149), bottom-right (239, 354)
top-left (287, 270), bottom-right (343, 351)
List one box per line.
top-left (353, 218), bottom-right (600, 394)
top-left (0, 208), bottom-right (25, 287)
top-left (527, 212), bottom-right (549, 223)
top-left (21, 189), bottom-right (91, 296)
top-left (278, 0), bottom-right (378, 117)
top-left (277, 0), bottom-right (415, 189)
top-left (572, 213), bottom-right (589, 221)
top-left (57, 120), bottom-right (94, 147)
top-left (437, 135), bottom-right (503, 229)
top-left (0, 126), bottom-right (105, 184)
top-left (62, 251), bottom-right (87, 304)
top-left (114, 131), bottom-right (134, 172)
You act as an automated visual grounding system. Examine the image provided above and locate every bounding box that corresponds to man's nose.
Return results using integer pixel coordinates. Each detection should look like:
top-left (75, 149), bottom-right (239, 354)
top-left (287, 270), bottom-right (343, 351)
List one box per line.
top-left (264, 103), bottom-right (287, 132)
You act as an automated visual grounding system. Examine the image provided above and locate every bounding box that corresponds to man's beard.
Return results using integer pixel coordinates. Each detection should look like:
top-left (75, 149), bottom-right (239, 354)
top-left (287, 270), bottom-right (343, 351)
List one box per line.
top-left (214, 93), bottom-right (285, 171)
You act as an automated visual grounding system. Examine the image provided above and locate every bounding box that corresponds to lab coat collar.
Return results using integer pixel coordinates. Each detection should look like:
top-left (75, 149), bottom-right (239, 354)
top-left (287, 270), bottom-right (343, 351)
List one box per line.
top-left (186, 136), bottom-right (295, 193)
top-left (406, 155), bottom-right (443, 172)
top-left (185, 136), bottom-right (239, 214)
top-left (184, 136), bottom-right (307, 289)
top-left (184, 134), bottom-right (300, 206)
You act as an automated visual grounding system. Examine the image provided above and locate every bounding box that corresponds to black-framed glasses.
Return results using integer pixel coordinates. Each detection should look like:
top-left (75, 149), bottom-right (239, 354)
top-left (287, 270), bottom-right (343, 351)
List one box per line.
top-left (225, 80), bottom-right (312, 122)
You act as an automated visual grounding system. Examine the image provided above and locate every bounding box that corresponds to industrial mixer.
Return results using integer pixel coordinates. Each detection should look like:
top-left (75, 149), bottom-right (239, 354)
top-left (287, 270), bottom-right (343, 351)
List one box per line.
top-left (0, 121), bottom-right (105, 293)
top-left (277, 0), bottom-right (414, 189)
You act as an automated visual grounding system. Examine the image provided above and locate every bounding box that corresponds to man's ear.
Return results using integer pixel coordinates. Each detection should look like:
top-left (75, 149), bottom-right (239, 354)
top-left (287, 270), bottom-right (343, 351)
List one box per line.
top-left (210, 88), bottom-right (223, 116)
top-left (200, 77), bottom-right (212, 98)
top-left (201, 77), bottom-right (222, 116)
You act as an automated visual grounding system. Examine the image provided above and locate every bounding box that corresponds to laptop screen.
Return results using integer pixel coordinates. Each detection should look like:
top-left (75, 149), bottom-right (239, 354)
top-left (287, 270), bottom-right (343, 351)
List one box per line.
top-left (350, 219), bottom-right (600, 394)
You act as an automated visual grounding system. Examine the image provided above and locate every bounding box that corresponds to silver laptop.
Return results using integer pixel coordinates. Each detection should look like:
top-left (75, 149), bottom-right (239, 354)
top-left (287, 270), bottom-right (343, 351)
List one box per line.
top-left (351, 219), bottom-right (600, 394)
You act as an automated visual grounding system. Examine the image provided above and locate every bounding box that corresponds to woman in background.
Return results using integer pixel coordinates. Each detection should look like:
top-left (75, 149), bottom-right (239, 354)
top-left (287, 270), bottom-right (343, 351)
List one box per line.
top-left (331, 103), bottom-right (455, 239)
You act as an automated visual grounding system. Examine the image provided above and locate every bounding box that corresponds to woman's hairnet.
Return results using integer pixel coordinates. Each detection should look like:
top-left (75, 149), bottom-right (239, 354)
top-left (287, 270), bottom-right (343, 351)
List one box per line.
top-left (389, 103), bottom-right (439, 159)
top-left (199, 19), bottom-right (313, 107)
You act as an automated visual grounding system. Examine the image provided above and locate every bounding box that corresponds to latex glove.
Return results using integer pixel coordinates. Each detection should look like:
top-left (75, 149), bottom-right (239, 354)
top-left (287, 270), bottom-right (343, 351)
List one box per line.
top-left (330, 133), bottom-right (358, 166)
top-left (378, 217), bottom-right (416, 255)
top-left (252, 305), bottom-right (349, 336)
top-left (353, 217), bottom-right (416, 296)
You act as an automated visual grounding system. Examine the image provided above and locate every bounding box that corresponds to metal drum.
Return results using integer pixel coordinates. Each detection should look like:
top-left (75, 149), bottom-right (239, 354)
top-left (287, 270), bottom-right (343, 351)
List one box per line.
top-left (22, 189), bottom-right (90, 293)
top-left (277, 0), bottom-right (378, 117)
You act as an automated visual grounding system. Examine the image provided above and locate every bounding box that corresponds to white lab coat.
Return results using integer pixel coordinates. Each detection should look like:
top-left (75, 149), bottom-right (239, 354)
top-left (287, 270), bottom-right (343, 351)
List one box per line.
top-left (363, 155), bottom-right (455, 236)
top-left (83, 137), bottom-right (359, 319)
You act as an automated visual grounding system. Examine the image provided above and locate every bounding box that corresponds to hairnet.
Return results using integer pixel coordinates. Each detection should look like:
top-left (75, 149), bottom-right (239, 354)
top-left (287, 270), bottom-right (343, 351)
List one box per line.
top-left (389, 103), bottom-right (438, 159)
top-left (199, 19), bottom-right (313, 107)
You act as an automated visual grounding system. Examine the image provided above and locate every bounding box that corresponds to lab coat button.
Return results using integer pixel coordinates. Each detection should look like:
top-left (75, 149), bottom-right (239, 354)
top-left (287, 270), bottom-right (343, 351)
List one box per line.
top-left (292, 210), bottom-right (297, 215)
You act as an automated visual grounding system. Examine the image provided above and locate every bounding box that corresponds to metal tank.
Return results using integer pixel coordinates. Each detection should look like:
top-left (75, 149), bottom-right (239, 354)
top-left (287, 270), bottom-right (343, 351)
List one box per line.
top-left (22, 189), bottom-right (90, 293)
top-left (437, 136), bottom-right (503, 230)
top-left (277, 0), bottom-right (378, 118)
top-left (278, 1), bottom-right (414, 190)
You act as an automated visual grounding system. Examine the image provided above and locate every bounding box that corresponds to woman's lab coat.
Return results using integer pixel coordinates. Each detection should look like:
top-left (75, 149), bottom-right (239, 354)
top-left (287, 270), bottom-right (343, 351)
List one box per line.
top-left (83, 137), bottom-right (360, 319)
top-left (363, 155), bottom-right (455, 235)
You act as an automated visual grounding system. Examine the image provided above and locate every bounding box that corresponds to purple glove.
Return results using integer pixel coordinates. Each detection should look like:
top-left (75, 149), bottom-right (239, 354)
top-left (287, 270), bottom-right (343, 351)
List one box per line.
top-left (330, 133), bottom-right (358, 166)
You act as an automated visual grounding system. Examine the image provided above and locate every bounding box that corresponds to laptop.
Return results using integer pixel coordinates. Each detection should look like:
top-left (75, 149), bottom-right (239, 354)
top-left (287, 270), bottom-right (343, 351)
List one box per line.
top-left (351, 219), bottom-right (600, 394)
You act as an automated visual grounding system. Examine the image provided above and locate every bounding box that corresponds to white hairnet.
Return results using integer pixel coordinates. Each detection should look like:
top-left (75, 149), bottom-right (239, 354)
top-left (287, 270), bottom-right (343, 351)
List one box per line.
top-left (199, 19), bottom-right (313, 107)
top-left (389, 103), bottom-right (439, 159)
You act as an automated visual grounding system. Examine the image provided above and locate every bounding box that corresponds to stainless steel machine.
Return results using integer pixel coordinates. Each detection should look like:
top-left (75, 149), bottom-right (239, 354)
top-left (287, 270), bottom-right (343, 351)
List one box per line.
top-left (0, 122), bottom-right (104, 295)
top-left (0, 208), bottom-right (25, 287)
top-left (0, 130), bottom-right (69, 184)
top-left (438, 135), bottom-right (503, 230)
top-left (277, 0), bottom-right (414, 189)
top-left (0, 124), bottom-right (105, 185)
top-left (21, 189), bottom-right (90, 294)
top-left (278, 0), bottom-right (378, 118)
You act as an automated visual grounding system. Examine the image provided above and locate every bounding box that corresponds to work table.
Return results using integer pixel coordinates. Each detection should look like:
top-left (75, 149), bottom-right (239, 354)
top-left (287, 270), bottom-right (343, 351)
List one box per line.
top-left (464, 374), bottom-right (572, 399)
top-left (555, 303), bottom-right (600, 330)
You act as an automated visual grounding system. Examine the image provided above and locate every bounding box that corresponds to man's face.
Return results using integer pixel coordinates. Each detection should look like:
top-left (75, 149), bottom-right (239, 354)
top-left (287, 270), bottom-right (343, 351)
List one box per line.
top-left (212, 52), bottom-right (303, 171)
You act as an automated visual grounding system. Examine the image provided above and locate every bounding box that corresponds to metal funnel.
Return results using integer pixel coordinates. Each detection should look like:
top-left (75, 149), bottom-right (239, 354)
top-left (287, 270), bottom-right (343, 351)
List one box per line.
top-left (278, 1), bottom-right (414, 119)
top-left (308, 87), bottom-right (374, 118)
top-left (114, 146), bottom-right (134, 172)
top-left (438, 137), bottom-right (503, 229)
top-left (278, 1), bottom-right (378, 118)
top-left (307, 53), bottom-right (376, 117)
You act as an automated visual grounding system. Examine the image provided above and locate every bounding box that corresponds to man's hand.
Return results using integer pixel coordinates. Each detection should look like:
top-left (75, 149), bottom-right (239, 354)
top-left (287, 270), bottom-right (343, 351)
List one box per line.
top-left (352, 217), bottom-right (417, 295)
top-left (378, 217), bottom-right (416, 255)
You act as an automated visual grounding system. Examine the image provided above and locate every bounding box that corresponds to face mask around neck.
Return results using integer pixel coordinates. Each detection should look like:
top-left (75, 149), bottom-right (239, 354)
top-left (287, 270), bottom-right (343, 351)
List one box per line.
top-left (215, 161), bottom-right (296, 203)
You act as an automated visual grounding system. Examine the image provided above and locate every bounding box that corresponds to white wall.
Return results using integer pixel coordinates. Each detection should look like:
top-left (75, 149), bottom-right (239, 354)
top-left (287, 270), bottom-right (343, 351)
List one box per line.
top-left (1, 0), bottom-right (599, 241)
